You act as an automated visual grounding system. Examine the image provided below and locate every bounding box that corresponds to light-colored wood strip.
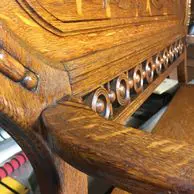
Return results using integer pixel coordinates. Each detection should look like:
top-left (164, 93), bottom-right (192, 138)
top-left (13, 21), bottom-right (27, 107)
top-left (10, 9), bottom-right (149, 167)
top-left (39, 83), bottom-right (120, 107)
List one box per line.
top-left (0, 49), bottom-right (26, 82)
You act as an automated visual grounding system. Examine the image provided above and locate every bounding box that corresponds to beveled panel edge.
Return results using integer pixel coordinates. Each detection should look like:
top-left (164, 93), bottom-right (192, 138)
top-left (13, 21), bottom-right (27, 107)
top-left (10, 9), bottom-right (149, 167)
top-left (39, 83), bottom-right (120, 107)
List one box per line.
top-left (71, 31), bottom-right (185, 97)
top-left (16, 0), bottom-right (185, 36)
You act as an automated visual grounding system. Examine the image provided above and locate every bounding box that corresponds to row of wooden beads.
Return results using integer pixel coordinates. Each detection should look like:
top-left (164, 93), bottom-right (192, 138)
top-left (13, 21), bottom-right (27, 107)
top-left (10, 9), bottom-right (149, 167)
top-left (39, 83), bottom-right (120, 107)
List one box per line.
top-left (84, 39), bottom-right (184, 119)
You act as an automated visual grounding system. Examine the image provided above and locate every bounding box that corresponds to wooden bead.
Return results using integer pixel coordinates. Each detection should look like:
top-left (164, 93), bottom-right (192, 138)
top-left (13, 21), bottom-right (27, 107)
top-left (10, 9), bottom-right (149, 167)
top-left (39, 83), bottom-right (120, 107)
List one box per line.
top-left (154, 53), bottom-right (163, 75)
top-left (128, 79), bottom-right (134, 88)
top-left (96, 98), bottom-right (105, 113)
top-left (162, 49), bottom-right (169, 69)
top-left (133, 65), bottom-right (143, 94)
top-left (173, 42), bottom-right (179, 58)
top-left (168, 45), bottom-right (174, 63)
top-left (90, 87), bottom-right (112, 119)
top-left (118, 84), bottom-right (126, 98)
top-left (111, 74), bottom-right (130, 106)
top-left (178, 39), bottom-right (184, 55)
top-left (108, 90), bottom-right (116, 103)
top-left (144, 59), bottom-right (154, 83)
top-left (22, 71), bottom-right (38, 90)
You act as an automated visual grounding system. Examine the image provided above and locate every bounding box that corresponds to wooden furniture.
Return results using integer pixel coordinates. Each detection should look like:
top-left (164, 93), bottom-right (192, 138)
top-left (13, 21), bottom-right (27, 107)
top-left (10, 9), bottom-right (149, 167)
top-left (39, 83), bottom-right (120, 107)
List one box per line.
top-left (0, 0), bottom-right (193, 193)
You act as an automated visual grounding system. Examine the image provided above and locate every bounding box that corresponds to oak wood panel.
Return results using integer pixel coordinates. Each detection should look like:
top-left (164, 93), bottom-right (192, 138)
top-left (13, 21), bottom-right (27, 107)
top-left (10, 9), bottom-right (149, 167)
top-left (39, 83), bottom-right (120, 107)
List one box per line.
top-left (0, 0), bottom-right (186, 64)
top-left (178, 46), bottom-right (188, 83)
top-left (114, 53), bottom-right (184, 124)
top-left (42, 101), bottom-right (194, 194)
top-left (0, 24), bottom-right (71, 99)
top-left (70, 32), bottom-right (185, 97)
top-left (153, 85), bottom-right (194, 144)
top-left (17, 0), bottom-right (185, 35)
top-left (53, 154), bottom-right (88, 194)
top-left (0, 55), bottom-right (87, 194)
top-left (35, 0), bottom-right (181, 21)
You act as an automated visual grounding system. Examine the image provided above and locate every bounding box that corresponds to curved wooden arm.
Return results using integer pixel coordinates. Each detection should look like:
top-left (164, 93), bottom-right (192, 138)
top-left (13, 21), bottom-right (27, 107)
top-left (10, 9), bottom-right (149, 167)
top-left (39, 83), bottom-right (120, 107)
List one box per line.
top-left (42, 101), bottom-right (194, 194)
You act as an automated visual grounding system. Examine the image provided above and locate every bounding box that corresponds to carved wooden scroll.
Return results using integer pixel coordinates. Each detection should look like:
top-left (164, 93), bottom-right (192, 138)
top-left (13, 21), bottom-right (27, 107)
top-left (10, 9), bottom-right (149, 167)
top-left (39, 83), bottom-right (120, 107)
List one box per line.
top-left (83, 39), bottom-right (184, 120)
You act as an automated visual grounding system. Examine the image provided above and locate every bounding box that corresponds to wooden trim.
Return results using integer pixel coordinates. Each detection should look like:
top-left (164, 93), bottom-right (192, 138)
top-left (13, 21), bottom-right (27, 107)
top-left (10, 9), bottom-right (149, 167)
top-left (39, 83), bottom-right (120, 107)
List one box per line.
top-left (42, 101), bottom-right (194, 194)
top-left (114, 53), bottom-right (184, 124)
top-left (177, 46), bottom-right (188, 83)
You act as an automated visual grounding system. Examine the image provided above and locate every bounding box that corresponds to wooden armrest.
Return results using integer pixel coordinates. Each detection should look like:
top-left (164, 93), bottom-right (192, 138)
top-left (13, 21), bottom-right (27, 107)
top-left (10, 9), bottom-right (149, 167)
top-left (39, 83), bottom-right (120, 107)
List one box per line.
top-left (42, 101), bottom-right (194, 194)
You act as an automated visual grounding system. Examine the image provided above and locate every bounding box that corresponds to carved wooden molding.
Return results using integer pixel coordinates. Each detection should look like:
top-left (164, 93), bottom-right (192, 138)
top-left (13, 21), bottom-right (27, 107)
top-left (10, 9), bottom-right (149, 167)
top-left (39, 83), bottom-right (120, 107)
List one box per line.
top-left (16, 0), bottom-right (185, 35)
top-left (0, 49), bottom-right (38, 91)
top-left (83, 39), bottom-right (184, 119)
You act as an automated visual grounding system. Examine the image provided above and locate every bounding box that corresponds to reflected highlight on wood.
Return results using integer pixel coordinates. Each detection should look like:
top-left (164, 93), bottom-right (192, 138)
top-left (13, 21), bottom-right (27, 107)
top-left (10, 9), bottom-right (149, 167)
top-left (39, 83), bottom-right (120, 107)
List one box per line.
top-left (0, 49), bottom-right (38, 90)
top-left (42, 101), bottom-right (194, 194)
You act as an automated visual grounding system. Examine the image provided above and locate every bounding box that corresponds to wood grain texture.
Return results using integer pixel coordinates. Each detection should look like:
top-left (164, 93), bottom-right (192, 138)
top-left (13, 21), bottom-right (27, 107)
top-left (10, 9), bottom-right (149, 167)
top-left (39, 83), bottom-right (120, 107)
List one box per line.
top-left (0, 113), bottom-right (59, 194)
top-left (178, 46), bottom-right (188, 83)
top-left (111, 188), bottom-right (129, 194)
top-left (153, 85), bottom-right (194, 144)
top-left (0, 0), bottom-right (189, 193)
top-left (42, 101), bottom-right (194, 194)
top-left (16, 0), bottom-right (185, 35)
top-left (0, 49), bottom-right (38, 90)
top-left (53, 154), bottom-right (88, 194)
top-left (0, 49), bottom-right (26, 82)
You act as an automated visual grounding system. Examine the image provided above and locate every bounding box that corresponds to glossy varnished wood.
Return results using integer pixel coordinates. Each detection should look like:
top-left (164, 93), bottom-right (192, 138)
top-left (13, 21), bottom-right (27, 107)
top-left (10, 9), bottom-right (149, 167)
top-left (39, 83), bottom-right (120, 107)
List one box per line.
top-left (17, 0), bottom-right (185, 35)
top-left (153, 85), bottom-right (194, 144)
top-left (42, 101), bottom-right (194, 194)
top-left (114, 53), bottom-right (185, 124)
top-left (53, 154), bottom-right (88, 194)
top-left (111, 188), bottom-right (129, 194)
top-left (0, 0), bottom-right (189, 193)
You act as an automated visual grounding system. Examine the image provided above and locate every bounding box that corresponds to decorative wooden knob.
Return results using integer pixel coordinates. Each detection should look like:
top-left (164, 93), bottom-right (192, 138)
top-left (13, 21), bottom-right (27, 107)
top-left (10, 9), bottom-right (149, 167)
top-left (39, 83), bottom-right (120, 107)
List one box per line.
top-left (178, 39), bottom-right (184, 55)
top-left (128, 78), bottom-right (134, 88)
top-left (96, 98), bottom-right (105, 113)
top-left (144, 59), bottom-right (154, 83)
top-left (108, 90), bottom-right (116, 103)
top-left (173, 42), bottom-right (179, 58)
top-left (154, 53), bottom-right (163, 75)
top-left (162, 49), bottom-right (169, 69)
top-left (22, 71), bottom-right (38, 90)
top-left (111, 74), bottom-right (130, 106)
top-left (168, 45), bottom-right (174, 63)
top-left (119, 84), bottom-right (126, 97)
top-left (90, 87), bottom-right (112, 119)
top-left (133, 65), bottom-right (143, 94)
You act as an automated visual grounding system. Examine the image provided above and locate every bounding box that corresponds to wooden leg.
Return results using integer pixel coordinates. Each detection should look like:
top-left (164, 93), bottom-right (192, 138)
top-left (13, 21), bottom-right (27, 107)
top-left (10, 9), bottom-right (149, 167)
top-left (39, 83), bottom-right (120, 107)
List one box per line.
top-left (177, 47), bottom-right (188, 83)
top-left (54, 154), bottom-right (88, 194)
